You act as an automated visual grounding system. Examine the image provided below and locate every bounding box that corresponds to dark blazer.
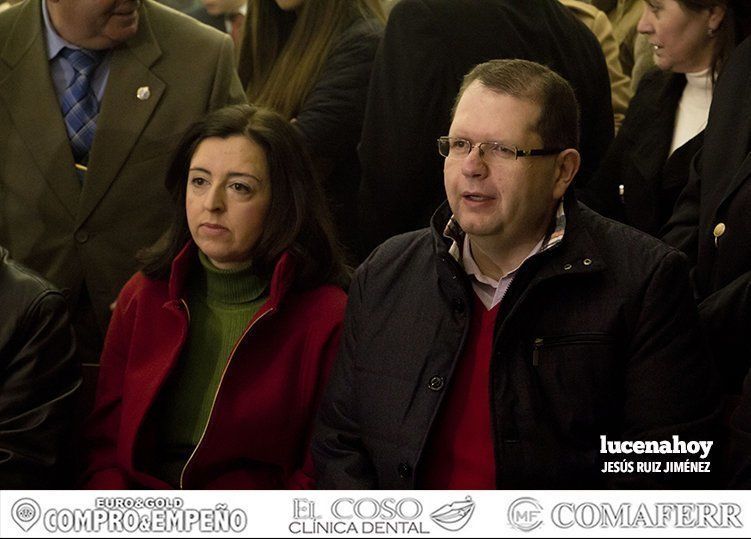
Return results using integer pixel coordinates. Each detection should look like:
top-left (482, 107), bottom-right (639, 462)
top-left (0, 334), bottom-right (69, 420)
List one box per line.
top-left (314, 197), bottom-right (719, 489)
top-left (357, 0), bottom-right (614, 254)
top-left (0, 247), bottom-right (80, 488)
top-left (586, 70), bottom-right (703, 236)
top-left (0, 0), bottom-right (246, 362)
top-left (663, 35), bottom-right (751, 393)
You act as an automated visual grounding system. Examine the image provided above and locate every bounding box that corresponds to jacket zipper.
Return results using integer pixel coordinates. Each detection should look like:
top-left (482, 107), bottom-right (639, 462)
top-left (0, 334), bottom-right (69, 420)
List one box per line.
top-left (180, 299), bottom-right (190, 324)
top-left (178, 307), bottom-right (275, 489)
top-left (532, 333), bottom-right (613, 366)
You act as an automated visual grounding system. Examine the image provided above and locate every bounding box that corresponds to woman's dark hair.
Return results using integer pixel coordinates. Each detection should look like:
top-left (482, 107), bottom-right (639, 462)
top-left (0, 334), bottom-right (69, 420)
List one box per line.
top-left (139, 104), bottom-right (350, 290)
top-left (679, 0), bottom-right (751, 79)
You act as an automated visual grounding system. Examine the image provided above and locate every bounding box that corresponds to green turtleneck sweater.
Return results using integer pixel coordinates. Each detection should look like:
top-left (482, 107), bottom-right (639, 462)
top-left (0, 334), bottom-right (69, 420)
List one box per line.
top-left (154, 252), bottom-right (269, 486)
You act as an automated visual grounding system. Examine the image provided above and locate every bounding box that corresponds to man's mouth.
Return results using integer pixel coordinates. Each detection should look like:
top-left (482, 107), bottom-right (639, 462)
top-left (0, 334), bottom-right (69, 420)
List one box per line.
top-left (463, 192), bottom-right (494, 202)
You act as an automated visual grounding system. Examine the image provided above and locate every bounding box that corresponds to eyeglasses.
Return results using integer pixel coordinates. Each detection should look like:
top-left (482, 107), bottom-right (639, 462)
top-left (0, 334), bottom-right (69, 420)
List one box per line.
top-left (437, 136), bottom-right (563, 163)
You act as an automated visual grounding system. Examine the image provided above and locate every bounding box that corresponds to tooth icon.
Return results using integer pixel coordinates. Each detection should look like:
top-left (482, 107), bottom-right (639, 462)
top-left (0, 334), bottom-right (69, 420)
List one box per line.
top-left (430, 496), bottom-right (476, 532)
top-left (12, 498), bottom-right (41, 532)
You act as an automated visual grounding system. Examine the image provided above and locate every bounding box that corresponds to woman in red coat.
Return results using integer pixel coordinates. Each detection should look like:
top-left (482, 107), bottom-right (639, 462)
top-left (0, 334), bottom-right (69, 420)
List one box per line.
top-left (81, 104), bottom-right (349, 489)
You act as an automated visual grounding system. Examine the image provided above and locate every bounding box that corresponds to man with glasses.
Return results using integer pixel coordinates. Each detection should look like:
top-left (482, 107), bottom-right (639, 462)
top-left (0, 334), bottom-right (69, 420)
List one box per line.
top-left (358, 0), bottom-right (615, 257)
top-left (313, 59), bottom-right (720, 489)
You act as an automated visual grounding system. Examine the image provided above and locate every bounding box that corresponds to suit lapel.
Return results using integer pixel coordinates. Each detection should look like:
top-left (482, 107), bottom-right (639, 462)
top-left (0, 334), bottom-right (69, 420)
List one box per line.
top-left (630, 74), bottom-right (685, 183)
top-left (0, 0), bottom-right (80, 218)
top-left (77, 3), bottom-right (165, 226)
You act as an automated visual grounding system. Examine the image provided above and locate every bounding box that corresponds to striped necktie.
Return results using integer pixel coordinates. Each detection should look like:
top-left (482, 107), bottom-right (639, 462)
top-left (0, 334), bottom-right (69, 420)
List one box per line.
top-left (59, 47), bottom-right (105, 166)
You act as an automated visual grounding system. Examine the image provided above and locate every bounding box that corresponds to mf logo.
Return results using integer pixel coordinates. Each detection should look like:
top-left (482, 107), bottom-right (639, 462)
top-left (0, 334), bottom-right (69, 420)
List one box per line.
top-left (508, 497), bottom-right (543, 532)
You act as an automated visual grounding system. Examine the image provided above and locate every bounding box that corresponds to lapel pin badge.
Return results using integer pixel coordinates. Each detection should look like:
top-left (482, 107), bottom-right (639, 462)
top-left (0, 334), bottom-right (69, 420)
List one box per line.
top-left (136, 86), bottom-right (151, 101)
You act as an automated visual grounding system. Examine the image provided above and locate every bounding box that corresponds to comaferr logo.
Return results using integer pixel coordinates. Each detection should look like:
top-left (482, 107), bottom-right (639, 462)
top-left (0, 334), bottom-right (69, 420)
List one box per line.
top-left (430, 497), bottom-right (476, 532)
top-left (551, 502), bottom-right (742, 529)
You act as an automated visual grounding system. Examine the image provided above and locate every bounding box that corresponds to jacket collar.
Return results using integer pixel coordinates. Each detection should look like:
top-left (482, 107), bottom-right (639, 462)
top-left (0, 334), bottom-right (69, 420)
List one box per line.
top-left (167, 242), bottom-right (296, 310)
top-left (430, 193), bottom-right (606, 284)
top-left (630, 72), bottom-right (687, 182)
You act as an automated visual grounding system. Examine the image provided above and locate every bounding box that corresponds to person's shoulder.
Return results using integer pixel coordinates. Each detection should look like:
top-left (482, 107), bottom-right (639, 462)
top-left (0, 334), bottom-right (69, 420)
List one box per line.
top-left (142, 0), bottom-right (227, 45)
top-left (0, 250), bottom-right (61, 302)
top-left (361, 228), bottom-right (435, 272)
top-left (330, 14), bottom-right (383, 57)
top-left (633, 68), bottom-right (676, 95)
top-left (577, 203), bottom-right (685, 268)
top-left (116, 270), bottom-right (169, 310)
top-left (291, 284), bottom-right (348, 324)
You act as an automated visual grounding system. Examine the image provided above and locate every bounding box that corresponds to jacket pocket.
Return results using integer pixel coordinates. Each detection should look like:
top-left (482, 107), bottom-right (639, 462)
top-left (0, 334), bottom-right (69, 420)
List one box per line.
top-left (529, 333), bottom-right (617, 438)
top-left (532, 333), bottom-right (614, 366)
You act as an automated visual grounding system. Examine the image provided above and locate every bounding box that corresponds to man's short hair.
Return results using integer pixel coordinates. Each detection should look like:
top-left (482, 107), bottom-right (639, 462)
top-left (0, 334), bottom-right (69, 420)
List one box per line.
top-left (452, 59), bottom-right (581, 151)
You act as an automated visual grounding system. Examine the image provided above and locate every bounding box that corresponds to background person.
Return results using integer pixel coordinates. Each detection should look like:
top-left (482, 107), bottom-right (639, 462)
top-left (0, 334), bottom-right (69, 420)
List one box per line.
top-left (0, 246), bottom-right (80, 488)
top-left (237, 0), bottom-right (385, 260)
top-left (82, 105), bottom-right (348, 489)
top-left (0, 0), bottom-right (246, 409)
top-left (585, 0), bottom-right (746, 236)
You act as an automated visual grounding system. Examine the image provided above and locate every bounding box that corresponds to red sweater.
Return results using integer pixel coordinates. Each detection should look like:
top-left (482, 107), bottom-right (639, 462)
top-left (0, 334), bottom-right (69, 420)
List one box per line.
top-left (420, 294), bottom-right (498, 489)
top-left (81, 243), bottom-right (346, 489)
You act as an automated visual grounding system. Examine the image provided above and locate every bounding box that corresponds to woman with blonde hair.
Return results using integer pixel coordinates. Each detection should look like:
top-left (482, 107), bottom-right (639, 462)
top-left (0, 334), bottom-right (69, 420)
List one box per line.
top-left (238, 0), bottom-right (385, 259)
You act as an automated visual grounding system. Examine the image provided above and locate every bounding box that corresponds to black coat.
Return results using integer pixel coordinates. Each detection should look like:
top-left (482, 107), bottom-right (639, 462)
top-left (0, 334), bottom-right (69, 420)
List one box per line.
top-left (314, 198), bottom-right (720, 489)
top-left (663, 36), bottom-right (751, 393)
top-left (586, 70), bottom-right (703, 236)
top-left (293, 17), bottom-right (382, 260)
top-left (357, 0), bottom-right (614, 255)
top-left (0, 247), bottom-right (80, 488)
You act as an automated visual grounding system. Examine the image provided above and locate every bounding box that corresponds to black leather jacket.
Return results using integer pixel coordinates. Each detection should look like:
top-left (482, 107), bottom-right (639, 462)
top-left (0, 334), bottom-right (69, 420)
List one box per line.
top-left (0, 246), bottom-right (80, 488)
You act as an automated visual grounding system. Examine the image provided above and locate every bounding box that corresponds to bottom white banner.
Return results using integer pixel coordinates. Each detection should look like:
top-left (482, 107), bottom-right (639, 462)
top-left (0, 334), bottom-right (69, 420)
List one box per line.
top-left (0, 490), bottom-right (748, 538)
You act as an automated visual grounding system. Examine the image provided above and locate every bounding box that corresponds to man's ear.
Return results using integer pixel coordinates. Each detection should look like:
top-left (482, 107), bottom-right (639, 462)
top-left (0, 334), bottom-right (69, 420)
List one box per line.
top-left (552, 148), bottom-right (580, 200)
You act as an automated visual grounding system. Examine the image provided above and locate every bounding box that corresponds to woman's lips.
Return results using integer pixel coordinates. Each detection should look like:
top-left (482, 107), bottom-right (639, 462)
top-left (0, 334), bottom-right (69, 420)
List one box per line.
top-left (199, 223), bottom-right (229, 235)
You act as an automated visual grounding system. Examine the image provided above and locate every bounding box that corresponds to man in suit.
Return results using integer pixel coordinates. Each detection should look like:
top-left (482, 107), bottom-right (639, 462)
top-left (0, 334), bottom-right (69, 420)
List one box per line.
top-left (0, 0), bottom-right (246, 373)
top-left (357, 0), bottom-right (614, 255)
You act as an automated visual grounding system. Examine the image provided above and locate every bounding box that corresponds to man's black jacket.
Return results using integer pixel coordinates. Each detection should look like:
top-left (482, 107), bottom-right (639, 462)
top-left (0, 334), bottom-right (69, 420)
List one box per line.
top-left (314, 198), bottom-right (720, 488)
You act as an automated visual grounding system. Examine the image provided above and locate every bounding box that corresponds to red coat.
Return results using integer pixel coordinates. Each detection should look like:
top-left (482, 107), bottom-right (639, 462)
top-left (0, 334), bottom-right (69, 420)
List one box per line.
top-left (81, 243), bottom-right (346, 489)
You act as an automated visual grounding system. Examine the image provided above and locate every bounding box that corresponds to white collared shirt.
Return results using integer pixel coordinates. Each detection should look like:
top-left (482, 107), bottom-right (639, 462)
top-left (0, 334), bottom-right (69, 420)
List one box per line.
top-left (462, 236), bottom-right (544, 310)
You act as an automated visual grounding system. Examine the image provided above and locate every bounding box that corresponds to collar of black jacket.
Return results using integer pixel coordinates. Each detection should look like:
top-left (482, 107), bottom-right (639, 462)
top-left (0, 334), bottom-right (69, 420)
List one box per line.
top-left (429, 193), bottom-right (607, 288)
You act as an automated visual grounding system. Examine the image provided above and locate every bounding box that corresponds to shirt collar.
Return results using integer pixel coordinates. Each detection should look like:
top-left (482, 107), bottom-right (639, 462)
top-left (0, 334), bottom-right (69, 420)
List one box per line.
top-left (443, 199), bottom-right (567, 265)
top-left (42, 0), bottom-right (78, 60)
top-left (462, 234), bottom-right (544, 287)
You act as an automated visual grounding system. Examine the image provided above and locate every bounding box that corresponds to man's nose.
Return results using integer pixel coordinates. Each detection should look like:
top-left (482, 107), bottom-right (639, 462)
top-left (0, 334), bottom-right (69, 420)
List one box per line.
top-left (461, 145), bottom-right (487, 177)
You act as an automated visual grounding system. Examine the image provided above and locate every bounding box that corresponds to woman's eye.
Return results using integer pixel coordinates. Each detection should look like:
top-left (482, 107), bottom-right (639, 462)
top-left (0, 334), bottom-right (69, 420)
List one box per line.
top-left (229, 182), bottom-right (252, 193)
top-left (190, 177), bottom-right (207, 187)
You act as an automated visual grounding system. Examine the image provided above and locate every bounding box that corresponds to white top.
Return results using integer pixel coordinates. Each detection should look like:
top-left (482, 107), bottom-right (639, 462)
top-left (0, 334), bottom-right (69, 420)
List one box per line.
top-left (670, 69), bottom-right (713, 155)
